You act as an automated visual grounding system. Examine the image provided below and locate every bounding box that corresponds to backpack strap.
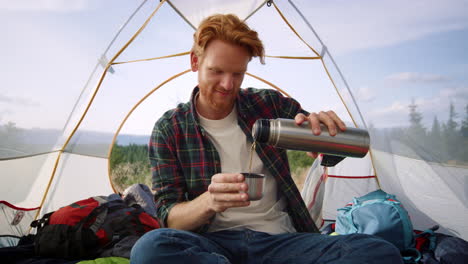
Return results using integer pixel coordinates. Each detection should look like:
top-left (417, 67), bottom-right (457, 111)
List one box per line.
top-left (402, 225), bottom-right (439, 264)
top-left (414, 225), bottom-right (439, 251)
top-left (88, 206), bottom-right (109, 234)
top-left (76, 203), bottom-right (109, 233)
top-left (401, 248), bottom-right (421, 264)
top-left (129, 204), bottom-right (149, 234)
top-left (30, 211), bottom-right (54, 230)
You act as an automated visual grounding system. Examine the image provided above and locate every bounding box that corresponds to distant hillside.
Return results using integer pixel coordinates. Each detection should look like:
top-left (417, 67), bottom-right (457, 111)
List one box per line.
top-left (116, 134), bottom-right (149, 146)
top-left (0, 124), bottom-right (150, 158)
top-left (0, 125), bottom-right (149, 146)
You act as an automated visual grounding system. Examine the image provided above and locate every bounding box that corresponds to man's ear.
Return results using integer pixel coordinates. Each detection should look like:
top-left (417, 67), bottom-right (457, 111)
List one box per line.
top-left (190, 52), bottom-right (199, 72)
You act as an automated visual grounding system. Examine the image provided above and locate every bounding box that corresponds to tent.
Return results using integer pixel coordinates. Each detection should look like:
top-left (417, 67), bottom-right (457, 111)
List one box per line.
top-left (1, 0), bottom-right (467, 247)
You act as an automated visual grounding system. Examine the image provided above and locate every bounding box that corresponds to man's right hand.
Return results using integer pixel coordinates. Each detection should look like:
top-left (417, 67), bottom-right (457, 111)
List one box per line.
top-left (207, 173), bottom-right (251, 213)
top-left (166, 173), bottom-right (250, 230)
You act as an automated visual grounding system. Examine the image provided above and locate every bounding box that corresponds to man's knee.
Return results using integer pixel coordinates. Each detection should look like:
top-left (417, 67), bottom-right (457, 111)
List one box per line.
top-left (130, 228), bottom-right (230, 264)
top-left (130, 228), bottom-right (185, 263)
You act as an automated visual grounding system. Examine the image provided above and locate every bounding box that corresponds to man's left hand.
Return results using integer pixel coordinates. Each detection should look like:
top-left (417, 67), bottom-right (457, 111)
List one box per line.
top-left (294, 111), bottom-right (346, 158)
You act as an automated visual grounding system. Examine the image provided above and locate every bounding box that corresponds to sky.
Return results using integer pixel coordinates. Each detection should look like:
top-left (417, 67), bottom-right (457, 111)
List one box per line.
top-left (1, 0), bottom-right (467, 136)
top-left (292, 0), bottom-right (468, 128)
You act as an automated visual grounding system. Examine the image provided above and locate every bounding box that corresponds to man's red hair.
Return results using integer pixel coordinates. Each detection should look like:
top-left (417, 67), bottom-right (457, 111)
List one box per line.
top-left (192, 14), bottom-right (265, 64)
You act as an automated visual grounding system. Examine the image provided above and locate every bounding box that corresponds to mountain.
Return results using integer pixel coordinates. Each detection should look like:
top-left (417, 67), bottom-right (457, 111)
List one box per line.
top-left (1, 125), bottom-right (149, 147)
top-left (115, 134), bottom-right (149, 145)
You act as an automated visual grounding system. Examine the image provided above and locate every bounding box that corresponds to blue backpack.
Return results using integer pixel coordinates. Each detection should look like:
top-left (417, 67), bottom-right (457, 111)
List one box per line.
top-left (336, 189), bottom-right (421, 263)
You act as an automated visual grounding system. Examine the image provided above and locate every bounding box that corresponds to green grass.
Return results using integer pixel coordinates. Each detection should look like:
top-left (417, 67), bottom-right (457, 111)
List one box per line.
top-left (110, 144), bottom-right (314, 192)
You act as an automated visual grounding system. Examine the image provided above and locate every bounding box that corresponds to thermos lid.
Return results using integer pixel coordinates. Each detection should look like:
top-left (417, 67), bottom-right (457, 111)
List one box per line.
top-left (252, 119), bottom-right (270, 143)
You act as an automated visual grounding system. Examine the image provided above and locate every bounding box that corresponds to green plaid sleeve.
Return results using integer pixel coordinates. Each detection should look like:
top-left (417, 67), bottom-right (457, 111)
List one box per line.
top-left (149, 117), bottom-right (187, 227)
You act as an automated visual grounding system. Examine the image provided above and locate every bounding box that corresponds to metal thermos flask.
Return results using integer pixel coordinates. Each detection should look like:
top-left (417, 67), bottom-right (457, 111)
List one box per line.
top-left (252, 118), bottom-right (370, 159)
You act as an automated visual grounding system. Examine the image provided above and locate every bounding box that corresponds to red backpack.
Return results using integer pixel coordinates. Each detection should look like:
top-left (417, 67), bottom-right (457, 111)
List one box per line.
top-left (31, 194), bottom-right (161, 259)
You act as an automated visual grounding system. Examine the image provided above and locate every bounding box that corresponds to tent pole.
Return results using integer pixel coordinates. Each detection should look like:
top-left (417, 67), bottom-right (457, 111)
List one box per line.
top-left (287, 0), bottom-right (368, 129)
top-left (60, 0), bottom-right (150, 137)
top-left (33, 0), bottom-right (168, 224)
top-left (166, 0), bottom-right (196, 30)
top-left (287, 0), bottom-right (381, 189)
top-left (244, 0), bottom-right (270, 22)
top-left (106, 69), bottom-right (192, 191)
top-left (271, 1), bottom-right (320, 57)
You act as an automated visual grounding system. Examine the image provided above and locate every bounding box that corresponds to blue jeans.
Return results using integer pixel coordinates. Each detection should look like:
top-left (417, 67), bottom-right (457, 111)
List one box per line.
top-left (130, 228), bottom-right (403, 264)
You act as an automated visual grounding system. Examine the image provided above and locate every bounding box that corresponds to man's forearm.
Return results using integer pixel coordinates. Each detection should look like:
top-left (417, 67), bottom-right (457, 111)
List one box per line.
top-left (166, 192), bottom-right (215, 231)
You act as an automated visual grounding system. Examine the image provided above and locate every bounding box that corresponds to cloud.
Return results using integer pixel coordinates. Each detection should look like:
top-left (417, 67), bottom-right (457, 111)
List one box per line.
top-left (407, 87), bottom-right (467, 124)
top-left (364, 85), bottom-right (468, 127)
top-left (294, 0), bottom-right (468, 55)
top-left (371, 101), bottom-right (408, 116)
top-left (439, 86), bottom-right (468, 99)
top-left (356, 86), bottom-right (377, 102)
top-left (414, 86), bottom-right (467, 120)
top-left (0, 0), bottom-right (89, 12)
top-left (410, 86), bottom-right (468, 109)
top-left (0, 94), bottom-right (40, 107)
top-left (364, 101), bottom-right (409, 127)
top-left (0, 108), bottom-right (12, 122)
top-left (385, 72), bottom-right (450, 83)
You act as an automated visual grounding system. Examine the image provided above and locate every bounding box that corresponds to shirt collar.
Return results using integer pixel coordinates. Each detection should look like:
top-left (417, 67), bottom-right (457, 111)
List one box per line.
top-left (189, 86), bottom-right (201, 125)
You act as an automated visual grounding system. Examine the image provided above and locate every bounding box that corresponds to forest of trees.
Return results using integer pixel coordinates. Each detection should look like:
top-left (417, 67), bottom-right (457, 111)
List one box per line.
top-left (369, 102), bottom-right (468, 164)
top-left (109, 142), bottom-right (312, 192)
top-left (110, 143), bottom-right (152, 193)
top-left (2, 101), bottom-right (467, 191)
top-left (110, 102), bottom-right (468, 191)
top-left (0, 122), bottom-right (25, 157)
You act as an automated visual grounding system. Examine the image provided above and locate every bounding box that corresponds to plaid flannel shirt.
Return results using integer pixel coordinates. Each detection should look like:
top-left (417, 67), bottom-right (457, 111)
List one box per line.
top-left (149, 87), bottom-right (318, 233)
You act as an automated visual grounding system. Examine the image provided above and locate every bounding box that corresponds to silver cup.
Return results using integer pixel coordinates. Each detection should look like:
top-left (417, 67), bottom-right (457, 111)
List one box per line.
top-left (241, 173), bottom-right (265, 201)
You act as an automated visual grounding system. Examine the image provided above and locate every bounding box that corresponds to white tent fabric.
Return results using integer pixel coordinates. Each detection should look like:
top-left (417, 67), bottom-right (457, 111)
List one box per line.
top-left (1, 0), bottom-right (467, 243)
top-left (303, 151), bottom-right (468, 237)
top-left (302, 154), bottom-right (378, 229)
top-left (373, 150), bottom-right (467, 236)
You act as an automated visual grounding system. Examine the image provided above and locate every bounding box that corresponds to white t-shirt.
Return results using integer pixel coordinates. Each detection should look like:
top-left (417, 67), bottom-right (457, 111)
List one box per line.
top-left (198, 106), bottom-right (296, 234)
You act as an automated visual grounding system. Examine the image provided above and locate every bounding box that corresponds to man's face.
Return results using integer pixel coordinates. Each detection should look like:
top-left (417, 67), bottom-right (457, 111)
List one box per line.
top-left (191, 39), bottom-right (250, 120)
